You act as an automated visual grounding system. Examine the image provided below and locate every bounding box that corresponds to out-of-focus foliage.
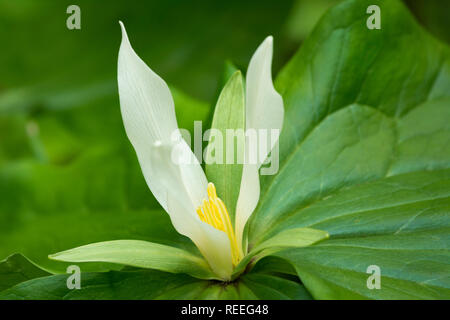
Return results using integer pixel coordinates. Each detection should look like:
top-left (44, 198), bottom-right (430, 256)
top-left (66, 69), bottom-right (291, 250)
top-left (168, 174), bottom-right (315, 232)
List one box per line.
top-left (284, 0), bottom-right (339, 41)
top-left (0, 0), bottom-right (295, 102)
top-left (405, 0), bottom-right (450, 44)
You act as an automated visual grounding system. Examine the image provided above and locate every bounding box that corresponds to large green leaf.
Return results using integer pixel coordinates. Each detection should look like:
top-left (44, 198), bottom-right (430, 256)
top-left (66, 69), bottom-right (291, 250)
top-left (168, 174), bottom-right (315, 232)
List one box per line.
top-left (0, 254), bottom-right (50, 292)
top-left (205, 71), bottom-right (245, 220)
top-left (248, 0), bottom-right (450, 299)
top-left (0, 269), bottom-right (311, 300)
top-left (273, 170), bottom-right (450, 299)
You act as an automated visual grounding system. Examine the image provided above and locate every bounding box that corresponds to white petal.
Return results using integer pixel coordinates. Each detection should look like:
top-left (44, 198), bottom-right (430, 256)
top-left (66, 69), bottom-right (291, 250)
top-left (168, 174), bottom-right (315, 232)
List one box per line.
top-left (235, 36), bottom-right (284, 255)
top-left (151, 141), bottom-right (233, 279)
top-left (117, 21), bottom-right (179, 210)
top-left (235, 163), bottom-right (260, 256)
top-left (149, 139), bottom-right (208, 215)
top-left (192, 221), bottom-right (233, 280)
top-left (167, 195), bottom-right (233, 280)
top-left (245, 35), bottom-right (284, 163)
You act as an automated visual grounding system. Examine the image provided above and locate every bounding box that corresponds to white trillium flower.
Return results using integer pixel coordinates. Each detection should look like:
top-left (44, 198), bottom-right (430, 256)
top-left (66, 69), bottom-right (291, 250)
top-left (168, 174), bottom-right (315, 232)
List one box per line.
top-left (117, 22), bottom-right (283, 280)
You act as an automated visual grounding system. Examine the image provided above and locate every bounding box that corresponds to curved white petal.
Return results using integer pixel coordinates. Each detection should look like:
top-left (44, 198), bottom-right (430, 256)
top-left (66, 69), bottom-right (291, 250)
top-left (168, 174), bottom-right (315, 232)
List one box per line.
top-left (150, 141), bottom-right (233, 279)
top-left (191, 221), bottom-right (233, 280)
top-left (166, 194), bottom-right (232, 280)
top-left (117, 22), bottom-right (232, 279)
top-left (245, 36), bottom-right (284, 162)
top-left (117, 21), bottom-right (178, 210)
top-left (149, 139), bottom-right (208, 216)
top-left (235, 164), bottom-right (259, 256)
top-left (235, 36), bottom-right (284, 255)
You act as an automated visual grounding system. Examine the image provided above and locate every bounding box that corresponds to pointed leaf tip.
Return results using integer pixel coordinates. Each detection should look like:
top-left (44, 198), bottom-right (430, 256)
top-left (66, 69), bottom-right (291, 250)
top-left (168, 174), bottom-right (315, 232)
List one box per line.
top-left (230, 69), bottom-right (243, 80)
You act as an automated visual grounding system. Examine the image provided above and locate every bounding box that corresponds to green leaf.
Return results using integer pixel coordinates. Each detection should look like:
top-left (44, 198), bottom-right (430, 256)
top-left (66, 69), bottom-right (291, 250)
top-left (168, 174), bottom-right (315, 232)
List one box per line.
top-left (276, 229), bottom-right (450, 299)
top-left (248, 0), bottom-right (450, 299)
top-left (251, 227), bottom-right (329, 251)
top-left (240, 273), bottom-right (312, 300)
top-left (0, 254), bottom-right (50, 292)
top-left (0, 270), bottom-right (197, 300)
top-left (232, 228), bottom-right (329, 279)
top-left (205, 71), bottom-right (245, 221)
top-left (273, 170), bottom-right (450, 299)
top-left (49, 240), bottom-right (215, 280)
top-left (0, 268), bottom-right (311, 300)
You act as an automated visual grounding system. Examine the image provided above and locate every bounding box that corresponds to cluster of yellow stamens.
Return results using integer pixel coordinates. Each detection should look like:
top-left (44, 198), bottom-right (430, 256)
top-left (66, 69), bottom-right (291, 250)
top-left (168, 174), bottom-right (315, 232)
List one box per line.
top-left (196, 183), bottom-right (240, 266)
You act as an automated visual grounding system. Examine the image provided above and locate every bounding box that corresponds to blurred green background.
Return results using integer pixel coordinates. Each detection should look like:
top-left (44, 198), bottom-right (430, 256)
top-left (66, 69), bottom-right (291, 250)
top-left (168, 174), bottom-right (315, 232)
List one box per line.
top-left (0, 0), bottom-right (448, 272)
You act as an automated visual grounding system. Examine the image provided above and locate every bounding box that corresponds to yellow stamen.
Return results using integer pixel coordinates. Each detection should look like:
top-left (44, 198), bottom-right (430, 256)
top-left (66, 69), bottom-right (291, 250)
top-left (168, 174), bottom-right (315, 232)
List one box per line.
top-left (197, 182), bottom-right (241, 266)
